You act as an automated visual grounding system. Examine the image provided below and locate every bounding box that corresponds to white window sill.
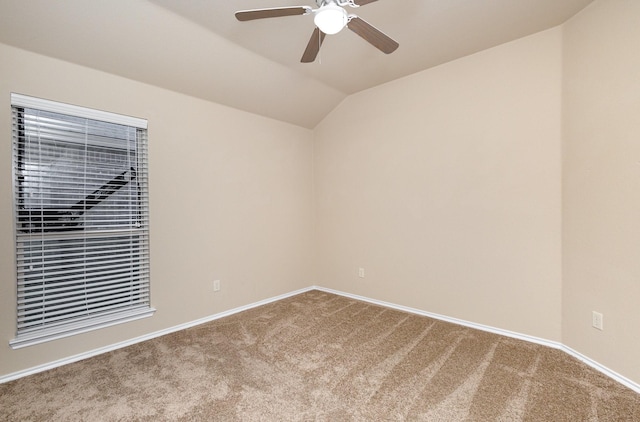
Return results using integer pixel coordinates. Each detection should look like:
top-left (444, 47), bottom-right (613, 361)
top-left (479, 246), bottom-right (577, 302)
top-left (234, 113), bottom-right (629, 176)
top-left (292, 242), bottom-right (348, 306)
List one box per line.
top-left (10, 307), bottom-right (156, 349)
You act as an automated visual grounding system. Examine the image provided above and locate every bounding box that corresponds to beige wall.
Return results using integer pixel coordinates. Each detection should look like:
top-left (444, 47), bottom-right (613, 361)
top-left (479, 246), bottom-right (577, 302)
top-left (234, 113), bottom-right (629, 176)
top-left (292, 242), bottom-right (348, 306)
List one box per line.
top-left (562, 0), bottom-right (640, 384)
top-left (0, 43), bottom-right (314, 376)
top-left (314, 28), bottom-right (563, 341)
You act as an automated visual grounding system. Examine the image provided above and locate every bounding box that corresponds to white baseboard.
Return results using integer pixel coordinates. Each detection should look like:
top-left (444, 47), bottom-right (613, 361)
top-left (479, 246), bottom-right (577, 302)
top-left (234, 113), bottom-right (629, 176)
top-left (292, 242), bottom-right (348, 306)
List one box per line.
top-left (314, 286), bottom-right (640, 395)
top-left (560, 344), bottom-right (640, 394)
top-left (2, 284), bottom-right (639, 395)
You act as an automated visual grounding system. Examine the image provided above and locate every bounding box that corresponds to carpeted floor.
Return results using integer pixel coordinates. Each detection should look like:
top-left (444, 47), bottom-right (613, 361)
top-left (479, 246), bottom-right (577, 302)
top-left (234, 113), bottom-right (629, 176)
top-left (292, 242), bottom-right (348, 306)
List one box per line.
top-left (1, 290), bottom-right (639, 421)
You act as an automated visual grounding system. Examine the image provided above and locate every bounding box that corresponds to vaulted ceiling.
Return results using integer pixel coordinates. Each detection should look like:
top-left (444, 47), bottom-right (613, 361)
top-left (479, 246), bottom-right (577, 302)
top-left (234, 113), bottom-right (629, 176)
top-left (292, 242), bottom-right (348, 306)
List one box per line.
top-left (0, 0), bottom-right (594, 128)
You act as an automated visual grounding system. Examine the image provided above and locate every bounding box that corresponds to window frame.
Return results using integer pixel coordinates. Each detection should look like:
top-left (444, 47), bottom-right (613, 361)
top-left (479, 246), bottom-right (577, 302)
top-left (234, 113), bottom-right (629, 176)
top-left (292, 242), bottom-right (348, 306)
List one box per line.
top-left (10, 93), bottom-right (154, 349)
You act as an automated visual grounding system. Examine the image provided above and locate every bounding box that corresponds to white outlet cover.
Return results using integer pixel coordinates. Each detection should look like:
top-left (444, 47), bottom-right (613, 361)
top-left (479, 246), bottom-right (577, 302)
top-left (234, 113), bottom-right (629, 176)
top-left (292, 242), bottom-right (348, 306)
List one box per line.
top-left (592, 311), bottom-right (603, 330)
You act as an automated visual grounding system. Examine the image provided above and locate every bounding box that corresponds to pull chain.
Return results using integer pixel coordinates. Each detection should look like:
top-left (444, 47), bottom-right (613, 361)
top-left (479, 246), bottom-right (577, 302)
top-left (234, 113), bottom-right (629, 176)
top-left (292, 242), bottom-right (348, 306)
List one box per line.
top-left (318, 28), bottom-right (322, 64)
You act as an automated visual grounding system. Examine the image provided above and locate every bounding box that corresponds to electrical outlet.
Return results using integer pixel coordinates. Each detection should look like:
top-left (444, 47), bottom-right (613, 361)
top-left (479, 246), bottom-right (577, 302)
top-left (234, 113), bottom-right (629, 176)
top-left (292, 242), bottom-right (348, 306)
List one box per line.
top-left (592, 311), bottom-right (603, 330)
top-left (213, 279), bottom-right (221, 292)
top-left (358, 268), bottom-right (365, 278)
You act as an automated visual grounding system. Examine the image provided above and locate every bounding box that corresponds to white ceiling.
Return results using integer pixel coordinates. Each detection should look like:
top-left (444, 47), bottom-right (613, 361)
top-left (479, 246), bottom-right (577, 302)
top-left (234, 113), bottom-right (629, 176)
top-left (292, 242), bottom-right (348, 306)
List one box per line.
top-left (0, 0), bottom-right (594, 128)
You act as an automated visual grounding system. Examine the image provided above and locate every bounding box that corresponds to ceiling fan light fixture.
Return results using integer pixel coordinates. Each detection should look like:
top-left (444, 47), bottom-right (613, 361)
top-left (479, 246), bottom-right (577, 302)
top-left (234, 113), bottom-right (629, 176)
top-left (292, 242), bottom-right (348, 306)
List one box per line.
top-left (314, 4), bottom-right (348, 35)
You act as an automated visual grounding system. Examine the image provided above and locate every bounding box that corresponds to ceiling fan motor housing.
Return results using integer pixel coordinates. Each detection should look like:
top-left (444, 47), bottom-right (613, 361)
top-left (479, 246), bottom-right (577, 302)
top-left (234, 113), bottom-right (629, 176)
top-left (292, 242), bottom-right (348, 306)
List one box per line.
top-left (315, 0), bottom-right (360, 7)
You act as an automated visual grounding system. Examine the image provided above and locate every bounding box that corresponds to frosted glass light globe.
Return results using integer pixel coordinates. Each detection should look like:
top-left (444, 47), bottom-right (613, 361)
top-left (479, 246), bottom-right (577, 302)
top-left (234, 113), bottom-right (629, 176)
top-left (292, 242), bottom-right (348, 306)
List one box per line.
top-left (314, 4), bottom-right (348, 35)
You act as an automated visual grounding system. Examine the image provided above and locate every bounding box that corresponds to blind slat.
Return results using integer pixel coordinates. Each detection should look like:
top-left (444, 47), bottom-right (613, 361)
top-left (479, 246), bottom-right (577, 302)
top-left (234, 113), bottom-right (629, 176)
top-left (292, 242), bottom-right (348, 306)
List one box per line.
top-left (18, 288), bottom-right (150, 315)
top-left (18, 290), bottom-right (150, 318)
top-left (19, 270), bottom-right (150, 289)
top-left (16, 306), bottom-right (152, 337)
top-left (18, 298), bottom-right (151, 330)
top-left (18, 280), bottom-right (150, 305)
top-left (17, 250), bottom-right (150, 268)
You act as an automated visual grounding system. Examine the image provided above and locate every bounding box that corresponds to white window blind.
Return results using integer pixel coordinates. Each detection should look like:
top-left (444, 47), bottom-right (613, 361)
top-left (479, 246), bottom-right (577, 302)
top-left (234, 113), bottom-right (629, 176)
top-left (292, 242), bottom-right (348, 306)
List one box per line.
top-left (10, 94), bottom-right (154, 348)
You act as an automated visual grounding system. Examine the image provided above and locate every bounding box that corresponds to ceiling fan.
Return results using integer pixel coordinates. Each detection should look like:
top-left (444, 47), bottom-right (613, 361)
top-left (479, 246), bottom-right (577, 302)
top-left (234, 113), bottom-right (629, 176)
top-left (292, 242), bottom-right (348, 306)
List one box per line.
top-left (235, 0), bottom-right (399, 63)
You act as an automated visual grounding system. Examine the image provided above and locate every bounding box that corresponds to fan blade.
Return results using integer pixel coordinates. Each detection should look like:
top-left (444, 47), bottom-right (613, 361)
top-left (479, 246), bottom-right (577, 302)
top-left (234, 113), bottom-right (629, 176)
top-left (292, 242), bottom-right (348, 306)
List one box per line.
top-left (347, 16), bottom-right (399, 54)
top-left (235, 6), bottom-right (311, 22)
top-left (301, 28), bottom-right (326, 63)
top-left (353, 0), bottom-right (378, 5)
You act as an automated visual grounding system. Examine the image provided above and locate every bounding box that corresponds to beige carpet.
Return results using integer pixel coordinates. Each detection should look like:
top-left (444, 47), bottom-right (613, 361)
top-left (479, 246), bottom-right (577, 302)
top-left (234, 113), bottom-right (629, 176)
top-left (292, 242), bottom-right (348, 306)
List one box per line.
top-left (1, 290), bottom-right (639, 421)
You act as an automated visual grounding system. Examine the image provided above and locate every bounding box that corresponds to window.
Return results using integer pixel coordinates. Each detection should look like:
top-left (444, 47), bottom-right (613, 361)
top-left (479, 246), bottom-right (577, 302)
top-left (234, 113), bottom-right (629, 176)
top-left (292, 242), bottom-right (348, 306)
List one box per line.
top-left (10, 94), bottom-right (154, 348)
